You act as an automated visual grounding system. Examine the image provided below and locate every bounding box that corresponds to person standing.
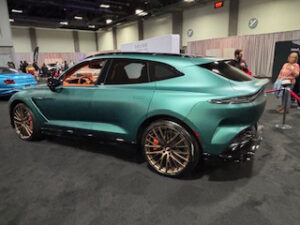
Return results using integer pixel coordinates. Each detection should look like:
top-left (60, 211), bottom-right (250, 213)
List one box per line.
top-left (233, 49), bottom-right (248, 70)
top-left (292, 48), bottom-right (300, 109)
top-left (276, 52), bottom-right (299, 114)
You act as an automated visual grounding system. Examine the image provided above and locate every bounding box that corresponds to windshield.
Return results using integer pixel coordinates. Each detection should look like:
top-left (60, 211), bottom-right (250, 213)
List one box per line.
top-left (200, 60), bottom-right (253, 82)
top-left (0, 67), bottom-right (17, 74)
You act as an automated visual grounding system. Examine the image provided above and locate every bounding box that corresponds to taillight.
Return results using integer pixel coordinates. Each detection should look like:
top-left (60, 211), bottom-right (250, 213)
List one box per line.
top-left (208, 89), bottom-right (264, 104)
top-left (4, 79), bottom-right (15, 85)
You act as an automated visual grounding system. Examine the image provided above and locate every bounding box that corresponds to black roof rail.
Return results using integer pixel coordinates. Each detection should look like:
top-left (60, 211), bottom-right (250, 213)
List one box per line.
top-left (85, 52), bottom-right (202, 59)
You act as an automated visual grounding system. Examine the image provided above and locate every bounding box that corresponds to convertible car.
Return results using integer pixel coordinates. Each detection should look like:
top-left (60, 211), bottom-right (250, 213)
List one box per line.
top-left (8, 53), bottom-right (268, 177)
top-left (0, 67), bottom-right (37, 97)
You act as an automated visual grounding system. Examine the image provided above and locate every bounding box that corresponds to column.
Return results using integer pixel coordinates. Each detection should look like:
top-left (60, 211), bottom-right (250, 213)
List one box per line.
top-left (0, 0), bottom-right (16, 66)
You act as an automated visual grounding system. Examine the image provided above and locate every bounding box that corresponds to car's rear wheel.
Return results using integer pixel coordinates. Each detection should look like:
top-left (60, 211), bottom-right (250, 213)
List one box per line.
top-left (13, 103), bottom-right (41, 141)
top-left (142, 120), bottom-right (200, 177)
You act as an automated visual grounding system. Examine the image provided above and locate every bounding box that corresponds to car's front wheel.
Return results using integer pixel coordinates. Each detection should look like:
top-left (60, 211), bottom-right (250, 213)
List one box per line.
top-left (142, 120), bottom-right (200, 177)
top-left (13, 103), bottom-right (41, 141)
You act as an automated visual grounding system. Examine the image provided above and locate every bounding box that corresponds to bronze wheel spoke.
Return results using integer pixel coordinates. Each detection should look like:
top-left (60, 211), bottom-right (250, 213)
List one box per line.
top-left (170, 154), bottom-right (185, 167)
top-left (146, 150), bottom-right (164, 155)
top-left (172, 151), bottom-right (189, 162)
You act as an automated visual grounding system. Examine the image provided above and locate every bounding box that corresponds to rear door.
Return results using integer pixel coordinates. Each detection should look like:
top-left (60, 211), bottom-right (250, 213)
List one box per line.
top-left (90, 59), bottom-right (155, 140)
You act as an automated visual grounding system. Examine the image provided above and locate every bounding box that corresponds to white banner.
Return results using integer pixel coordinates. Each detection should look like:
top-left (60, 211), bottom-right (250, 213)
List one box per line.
top-left (121, 34), bottom-right (180, 54)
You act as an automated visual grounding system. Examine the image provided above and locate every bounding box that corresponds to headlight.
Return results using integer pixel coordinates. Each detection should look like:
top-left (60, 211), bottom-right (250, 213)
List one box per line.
top-left (208, 89), bottom-right (264, 104)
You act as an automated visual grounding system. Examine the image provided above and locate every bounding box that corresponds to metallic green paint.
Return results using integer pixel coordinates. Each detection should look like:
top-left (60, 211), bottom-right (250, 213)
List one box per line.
top-left (9, 54), bottom-right (268, 155)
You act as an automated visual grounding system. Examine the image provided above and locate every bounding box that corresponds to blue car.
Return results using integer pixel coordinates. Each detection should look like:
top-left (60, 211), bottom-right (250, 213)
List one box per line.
top-left (0, 67), bottom-right (37, 97)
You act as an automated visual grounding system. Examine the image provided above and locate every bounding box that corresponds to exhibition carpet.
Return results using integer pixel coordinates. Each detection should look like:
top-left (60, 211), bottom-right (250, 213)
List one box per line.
top-left (0, 95), bottom-right (299, 225)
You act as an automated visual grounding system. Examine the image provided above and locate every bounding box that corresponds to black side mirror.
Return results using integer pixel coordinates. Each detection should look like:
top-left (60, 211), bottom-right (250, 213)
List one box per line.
top-left (47, 77), bottom-right (61, 92)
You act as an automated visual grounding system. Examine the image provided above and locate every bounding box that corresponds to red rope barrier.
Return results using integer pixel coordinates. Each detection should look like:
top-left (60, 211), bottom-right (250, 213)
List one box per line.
top-left (289, 90), bottom-right (300, 102)
top-left (265, 89), bottom-right (282, 93)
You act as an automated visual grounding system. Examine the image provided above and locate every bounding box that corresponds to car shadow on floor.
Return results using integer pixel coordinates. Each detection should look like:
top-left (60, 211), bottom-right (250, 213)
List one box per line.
top-left (45, 135), bottom-right (256, 181)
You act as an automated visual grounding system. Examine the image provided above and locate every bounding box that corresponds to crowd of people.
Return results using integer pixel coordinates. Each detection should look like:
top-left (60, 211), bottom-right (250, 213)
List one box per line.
top-left (11, 60), bottom-right (74, 78)
top-left (231, 48), bottom-right (300, 113)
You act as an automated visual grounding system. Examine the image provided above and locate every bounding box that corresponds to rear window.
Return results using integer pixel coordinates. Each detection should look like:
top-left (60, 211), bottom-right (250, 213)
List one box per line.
top-left (201, 60), bottom-right (253, 82)
top-left (149, 62), bottom-right (183, 81)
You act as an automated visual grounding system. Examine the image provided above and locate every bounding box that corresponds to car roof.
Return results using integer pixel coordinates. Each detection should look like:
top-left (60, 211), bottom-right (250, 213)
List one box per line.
top-left (87, 52), bottom-right (215, 68)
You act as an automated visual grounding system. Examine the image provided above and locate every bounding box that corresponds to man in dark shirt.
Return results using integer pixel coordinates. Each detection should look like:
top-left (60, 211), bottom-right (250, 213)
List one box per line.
top-left (233, 49), bottom-right (248, 70)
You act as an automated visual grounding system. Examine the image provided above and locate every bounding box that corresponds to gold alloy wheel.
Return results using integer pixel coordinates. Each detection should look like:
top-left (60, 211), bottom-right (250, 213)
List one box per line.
top-left (13, 104), bottom-right (34, 140)
top-left (144, 125), bottom-right (192, 175)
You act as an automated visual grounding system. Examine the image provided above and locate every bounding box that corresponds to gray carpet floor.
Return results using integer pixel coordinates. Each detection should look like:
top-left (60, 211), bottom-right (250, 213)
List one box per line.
top-left (0, 94), bottom-right (299, 225)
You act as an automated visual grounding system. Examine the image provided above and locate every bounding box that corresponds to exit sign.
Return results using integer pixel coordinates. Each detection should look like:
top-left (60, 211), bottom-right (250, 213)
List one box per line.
top-left (214, 0), bottom-right (224, 8)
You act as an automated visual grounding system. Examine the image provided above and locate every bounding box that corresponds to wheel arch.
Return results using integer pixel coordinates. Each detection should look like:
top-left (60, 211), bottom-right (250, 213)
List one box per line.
top-left (136, 114), bottom-right (202, 149)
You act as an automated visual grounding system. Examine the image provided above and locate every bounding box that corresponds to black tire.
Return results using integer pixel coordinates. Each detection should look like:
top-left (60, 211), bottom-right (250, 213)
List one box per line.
top-left (141, 120), bottom-right (200, 177)
top-left (12, 103), bottom-right (42, 141)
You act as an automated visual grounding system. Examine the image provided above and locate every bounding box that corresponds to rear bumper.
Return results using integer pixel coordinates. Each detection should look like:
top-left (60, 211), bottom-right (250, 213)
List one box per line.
top-left (185, 91), bottom-right (267, 155)
top-left (218, 124), bottom-right (263, 161)
top-left (203, 124), bottom-right (263, 162)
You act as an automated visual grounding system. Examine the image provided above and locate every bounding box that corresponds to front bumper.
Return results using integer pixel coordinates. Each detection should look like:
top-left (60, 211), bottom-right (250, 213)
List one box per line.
top-left (204, 124), bottom-right (263, 162)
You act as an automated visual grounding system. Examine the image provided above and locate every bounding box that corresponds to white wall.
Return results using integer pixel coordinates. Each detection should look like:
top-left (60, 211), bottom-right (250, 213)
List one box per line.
top-left (97, 29), bottom-right (114, 51)
top-left (238, 0), bottom-right (300, 35)
top-left (143, 14), bottom-right (172, 39)
top-left (36, 28), bottom-right (74, 52)
top-left (78, 31), bottom-right (96, 53)
top-left (11, 27), bottom-right (32, 52)
top-left (183, 3), bottom-right (229, 46)
top-left (116, 22), bottom-right (139, 49)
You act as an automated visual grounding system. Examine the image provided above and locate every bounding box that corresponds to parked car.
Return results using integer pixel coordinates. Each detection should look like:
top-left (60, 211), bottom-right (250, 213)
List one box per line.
top-left (0, 67), bottom-right (37, 97)
top-left (8, 53), bottom-right (268, 177)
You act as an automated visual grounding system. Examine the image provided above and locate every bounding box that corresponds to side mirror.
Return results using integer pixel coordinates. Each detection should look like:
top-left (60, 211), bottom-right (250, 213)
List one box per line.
top-left (47, 77), bottom-right (61, 92)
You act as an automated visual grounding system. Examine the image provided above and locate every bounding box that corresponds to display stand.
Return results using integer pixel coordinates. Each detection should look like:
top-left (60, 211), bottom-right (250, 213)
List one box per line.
top-left (275, 86), bottom-right (292, 130)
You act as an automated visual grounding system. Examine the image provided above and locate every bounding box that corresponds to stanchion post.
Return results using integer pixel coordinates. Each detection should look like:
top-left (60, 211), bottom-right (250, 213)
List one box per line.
top-left (275, 86), bottom-right (292, 130)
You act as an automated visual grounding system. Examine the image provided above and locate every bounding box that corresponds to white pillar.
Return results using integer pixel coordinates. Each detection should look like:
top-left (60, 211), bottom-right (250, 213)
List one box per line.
top-left (0, 0), bottom-right (16, 67)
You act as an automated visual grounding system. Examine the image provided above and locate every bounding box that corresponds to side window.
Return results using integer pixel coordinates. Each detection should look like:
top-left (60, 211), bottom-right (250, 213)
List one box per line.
top-left (105, 59), bottom-right (149, 85)
top-left (63, 60), bottom-right (106, 86)
top-left (150, 62), bottom-right (183, 81)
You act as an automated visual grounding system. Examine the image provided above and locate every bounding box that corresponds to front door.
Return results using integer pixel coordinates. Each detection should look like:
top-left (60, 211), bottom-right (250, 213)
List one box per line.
top-left (33, 59), bottom-right (107, 129)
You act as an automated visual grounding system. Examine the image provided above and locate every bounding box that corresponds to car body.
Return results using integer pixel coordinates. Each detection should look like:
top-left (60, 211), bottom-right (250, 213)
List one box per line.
top-left (8, 53), bottom-right (268, 177)
top-left (0, 67), bottom-right (37, 97)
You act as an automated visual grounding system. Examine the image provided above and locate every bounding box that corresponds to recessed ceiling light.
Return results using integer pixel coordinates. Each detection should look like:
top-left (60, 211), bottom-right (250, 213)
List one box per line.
top-left (60, 21), bottom-right (68, 25)
top-left (11, 9), bottom-right (23, 13)
top-left (106, 19), bottom-right (112, 24)
top-left (100, 4), bottom-right (110, 8)
top-left (135, 9), bottom-right (148, 16)
top-left (9, 18), bottom-right (14, 22)
top-left (88, 25), bottom-right (96, 28)
top-left (184, 0), bottom-right (195, 2)
top-left (74, 16), bottom-right (83, 20)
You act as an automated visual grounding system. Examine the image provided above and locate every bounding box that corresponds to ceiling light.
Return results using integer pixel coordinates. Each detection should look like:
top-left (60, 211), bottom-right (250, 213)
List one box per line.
top-left (88, 25), bottom-right (96, 28)
top-left (184, 0), bottom-right (195, 2)
top-left (106, 19), bottom-right (112, 24)
top-left (74, 16), bottom-right (83, 20)
top-left (100, 4), bottom-right (110, 8)
top-left (11, 9), bottom-right (23, 13)
top-left (9, 18), bottom-right (14, 22)
top-left (60, 21), bottom-right (68, 25)
top-left (135, 9), bottom-right (148, 16)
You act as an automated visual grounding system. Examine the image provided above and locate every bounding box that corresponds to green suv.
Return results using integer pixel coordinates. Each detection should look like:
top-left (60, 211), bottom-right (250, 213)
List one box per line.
top-left (9, 53), bottom-right (268, 177)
